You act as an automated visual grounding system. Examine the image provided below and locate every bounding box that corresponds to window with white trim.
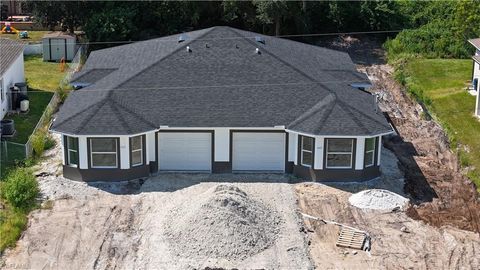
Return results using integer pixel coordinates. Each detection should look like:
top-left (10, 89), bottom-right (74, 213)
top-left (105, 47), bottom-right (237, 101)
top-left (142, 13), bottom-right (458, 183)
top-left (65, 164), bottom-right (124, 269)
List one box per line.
top-left (130, 135), bottom-right (143, 167)
top-left (364, 137), bottom-right (376, 167)
top-left (90, 138), bottom-right (118, 168)
top-left (326, 138), bottom-right (354, 169)
top-left (66, 136), bottom-right (78, 167)
top-left (301, 136), bottom-right (314, 167)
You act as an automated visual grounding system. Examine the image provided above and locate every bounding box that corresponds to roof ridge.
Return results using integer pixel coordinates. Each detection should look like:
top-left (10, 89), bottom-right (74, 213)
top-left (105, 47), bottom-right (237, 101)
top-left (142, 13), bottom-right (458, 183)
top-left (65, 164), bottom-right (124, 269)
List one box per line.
top-left (227, 27), bottom-right (315, 83)
top-left (51, 98), bottom-right (106, 131)
top-left (338, 102), bottom-right (370, 134)
top-left (287, 92), bottom-right (336, 129)
top-left (73, 98), bottom-right (110, 133)
top-left (110, 98), bottom-right (158, 129)
top-left (109, 27), bottom-right (217, 92)
top-left (109, 100), bottom-right (133, 134)
top-left (336, 98), bottom-right (391, 129)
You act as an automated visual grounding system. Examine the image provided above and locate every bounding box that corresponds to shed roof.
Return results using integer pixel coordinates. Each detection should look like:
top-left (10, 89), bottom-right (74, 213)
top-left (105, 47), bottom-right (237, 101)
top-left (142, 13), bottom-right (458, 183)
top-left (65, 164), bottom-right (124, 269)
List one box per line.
top-left (42, 31), bottom-right (76, 39)
top-left (52, 26), bottom-right (392, 136)
top-left (0, 38), bottom-right (24, 76)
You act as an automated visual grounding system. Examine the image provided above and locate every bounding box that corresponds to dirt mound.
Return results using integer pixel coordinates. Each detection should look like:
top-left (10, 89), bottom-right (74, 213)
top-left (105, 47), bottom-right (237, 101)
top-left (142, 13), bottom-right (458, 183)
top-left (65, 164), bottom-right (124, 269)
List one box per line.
top-left (164, 184), bottom-right (281, 261)
top-left (367, 64), bottom-right (480, 233)
top-left (349, 189), bottom-right (409, 211)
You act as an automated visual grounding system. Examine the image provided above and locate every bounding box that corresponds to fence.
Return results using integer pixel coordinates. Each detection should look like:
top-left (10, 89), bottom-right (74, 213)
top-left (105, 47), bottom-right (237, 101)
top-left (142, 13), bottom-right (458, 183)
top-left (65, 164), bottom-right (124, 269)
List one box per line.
top-left (62, 44), bottom-right (87, 85)
top-left (0, 140), bottom-right (27, 178)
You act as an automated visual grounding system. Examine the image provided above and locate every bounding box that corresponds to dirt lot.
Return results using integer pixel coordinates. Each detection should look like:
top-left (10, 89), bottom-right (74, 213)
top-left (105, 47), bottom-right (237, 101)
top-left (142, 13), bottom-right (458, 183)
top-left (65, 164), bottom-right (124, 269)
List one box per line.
top-left (296, 183), bottom-right (480, 269)
top-left (1, 135), bottom-right (312, 270)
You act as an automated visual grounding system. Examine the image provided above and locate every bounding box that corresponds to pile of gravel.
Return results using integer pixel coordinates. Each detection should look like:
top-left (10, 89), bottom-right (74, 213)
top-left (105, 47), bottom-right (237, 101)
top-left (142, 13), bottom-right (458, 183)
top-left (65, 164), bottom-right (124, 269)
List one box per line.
top-left (164, 184), bottom-right (281, 261)
top-left (349, 189), bottom-right (409, 211)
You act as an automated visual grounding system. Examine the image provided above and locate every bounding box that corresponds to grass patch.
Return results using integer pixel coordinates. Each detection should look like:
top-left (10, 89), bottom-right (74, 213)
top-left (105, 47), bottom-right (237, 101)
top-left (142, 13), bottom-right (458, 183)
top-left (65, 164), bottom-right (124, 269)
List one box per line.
top-left (0, 203), bottom-right (28, 252)
top-left (0, 30), bottom-right (50, 43)
top-left (24, 55), bottom-right (66, 92)
top-left (7, 91), bottom-right (54, 144)
top-left (401, 58), bottom-right (480, 190)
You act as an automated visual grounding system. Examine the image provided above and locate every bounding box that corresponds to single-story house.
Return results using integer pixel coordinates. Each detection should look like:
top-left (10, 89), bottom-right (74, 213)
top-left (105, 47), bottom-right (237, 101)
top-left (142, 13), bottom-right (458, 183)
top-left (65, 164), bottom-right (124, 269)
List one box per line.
top-left (468, 38), bottom-right (480, 117)
top-left (0, 38), bottom-right (25, 120)
top-left (51, 26), bottom-right (393, 182)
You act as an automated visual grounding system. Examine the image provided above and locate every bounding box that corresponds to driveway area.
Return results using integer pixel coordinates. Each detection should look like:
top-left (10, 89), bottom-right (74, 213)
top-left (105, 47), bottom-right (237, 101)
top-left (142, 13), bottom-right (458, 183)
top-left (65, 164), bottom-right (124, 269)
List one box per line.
top-left (2, 135), bottom-right (312, 270)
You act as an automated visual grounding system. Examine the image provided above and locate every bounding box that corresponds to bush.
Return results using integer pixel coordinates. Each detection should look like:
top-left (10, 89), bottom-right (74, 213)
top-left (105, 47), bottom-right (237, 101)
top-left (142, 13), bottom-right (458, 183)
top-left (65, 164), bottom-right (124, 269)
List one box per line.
top-left (31, 129), bottom-right (46, 157)
top-left (44, 134), bottom-right (56, 150)
top-left (56, 84), bottom-right (72, 104)
top-left (0, 168), bottom-right (39, 209)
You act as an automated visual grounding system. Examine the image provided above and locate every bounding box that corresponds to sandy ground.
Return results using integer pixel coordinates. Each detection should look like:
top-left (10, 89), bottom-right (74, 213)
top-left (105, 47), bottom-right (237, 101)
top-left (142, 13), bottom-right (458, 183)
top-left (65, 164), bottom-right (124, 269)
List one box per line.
top-left (296, 183), bottom-right (480, 270)
top-left (1, 134), bottom-right (312, 270)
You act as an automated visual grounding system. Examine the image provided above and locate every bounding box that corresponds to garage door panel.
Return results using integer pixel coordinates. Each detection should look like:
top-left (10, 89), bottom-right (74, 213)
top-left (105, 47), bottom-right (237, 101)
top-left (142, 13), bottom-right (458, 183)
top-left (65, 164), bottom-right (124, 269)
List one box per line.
top-left (158, 133), bottom-right (212, 171)
top-left (232, 132), bottom-right (285, 171)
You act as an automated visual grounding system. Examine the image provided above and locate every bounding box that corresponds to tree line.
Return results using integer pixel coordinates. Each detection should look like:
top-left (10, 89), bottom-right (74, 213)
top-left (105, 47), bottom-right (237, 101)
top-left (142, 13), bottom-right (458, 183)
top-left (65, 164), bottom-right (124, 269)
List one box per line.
top-left (27, 1), bottom-right (480, 58)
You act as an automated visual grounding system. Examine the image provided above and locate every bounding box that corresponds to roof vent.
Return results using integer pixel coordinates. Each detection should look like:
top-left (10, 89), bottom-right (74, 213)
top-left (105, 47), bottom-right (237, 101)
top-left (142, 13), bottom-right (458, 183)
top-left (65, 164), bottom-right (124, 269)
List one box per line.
top-left (255, 36), bottom-right (265, 44)
top-left (178, 34), bottom-right (187, 43)
top-left (205, 43), bottom-right (210, 48)
top-left (235, 44), bottom-right (239, 49)
top-left (186, 46), bottom-right (191, 52)
top-left (255, 48), bottom-right (261, 54)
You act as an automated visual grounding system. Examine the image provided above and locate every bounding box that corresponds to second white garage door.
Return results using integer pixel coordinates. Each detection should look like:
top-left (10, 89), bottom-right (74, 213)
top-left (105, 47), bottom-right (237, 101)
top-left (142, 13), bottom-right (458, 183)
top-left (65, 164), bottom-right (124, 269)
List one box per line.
top-left (158, 132), bottom-right (212, 171)
top-left (232, 132), bottom-right (286, 171)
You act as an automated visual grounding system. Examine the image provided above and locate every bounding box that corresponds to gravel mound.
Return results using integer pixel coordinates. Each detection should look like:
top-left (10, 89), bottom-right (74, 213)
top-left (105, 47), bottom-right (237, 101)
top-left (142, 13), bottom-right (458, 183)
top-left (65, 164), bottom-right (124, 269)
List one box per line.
top-left (164, 184), bottom-right (281, 261)
top-left (349, 189), bottom-right (409, 211)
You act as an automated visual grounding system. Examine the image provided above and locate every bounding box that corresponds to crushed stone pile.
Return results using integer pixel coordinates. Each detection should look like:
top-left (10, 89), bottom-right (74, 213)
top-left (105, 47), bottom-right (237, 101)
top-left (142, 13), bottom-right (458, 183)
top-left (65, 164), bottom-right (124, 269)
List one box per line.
top-left (349, 189), bottom-right (409, 211)
top-left (164, 184), bottom-right (281, 261)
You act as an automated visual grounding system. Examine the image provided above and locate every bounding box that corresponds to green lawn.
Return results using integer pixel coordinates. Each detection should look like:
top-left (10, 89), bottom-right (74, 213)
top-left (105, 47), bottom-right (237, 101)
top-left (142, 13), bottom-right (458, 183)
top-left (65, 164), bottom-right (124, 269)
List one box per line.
top-left (0, 30), bottom-right (49, 43)
top-left (403, 59), bottom-right (480, 190)
top-left (24, 55), bottom-right (66, 91)
top-left (1, 55), bottom-right (63, 177)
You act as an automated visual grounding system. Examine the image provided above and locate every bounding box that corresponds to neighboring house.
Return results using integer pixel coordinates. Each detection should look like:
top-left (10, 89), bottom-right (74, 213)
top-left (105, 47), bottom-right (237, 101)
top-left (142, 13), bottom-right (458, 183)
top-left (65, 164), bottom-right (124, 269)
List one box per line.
top-left (0, 38), bottom-right (25, 120)
top-left (51, 26), bottom-right (393, 182)
top-left (468, 38), bottom-right (480, 117)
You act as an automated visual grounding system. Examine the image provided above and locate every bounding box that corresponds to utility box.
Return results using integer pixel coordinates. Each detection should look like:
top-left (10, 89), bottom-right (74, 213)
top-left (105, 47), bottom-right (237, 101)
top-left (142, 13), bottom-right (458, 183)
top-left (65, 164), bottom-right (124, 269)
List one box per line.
top-left (42, 32), bottom-right (76, 62)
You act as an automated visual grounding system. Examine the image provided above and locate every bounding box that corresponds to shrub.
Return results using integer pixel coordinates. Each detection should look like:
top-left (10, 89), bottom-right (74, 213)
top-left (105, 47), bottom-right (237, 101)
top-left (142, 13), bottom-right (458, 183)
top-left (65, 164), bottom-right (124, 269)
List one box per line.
top-left (56, 84), bottom-right (72, 104)
top-left (0, 168), bottom-right (39, 209)
top-left (44, 135), bottom-right (56, 150)
top-left (31, 129), bottom-right (46, 157)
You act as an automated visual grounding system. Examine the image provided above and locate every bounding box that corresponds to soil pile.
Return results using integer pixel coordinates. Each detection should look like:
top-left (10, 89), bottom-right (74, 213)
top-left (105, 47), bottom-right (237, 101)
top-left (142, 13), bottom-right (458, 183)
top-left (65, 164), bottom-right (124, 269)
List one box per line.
top-left (164, 184), bottom-right (281, 261)
top-left (349, 189), bottom-right (409, 211)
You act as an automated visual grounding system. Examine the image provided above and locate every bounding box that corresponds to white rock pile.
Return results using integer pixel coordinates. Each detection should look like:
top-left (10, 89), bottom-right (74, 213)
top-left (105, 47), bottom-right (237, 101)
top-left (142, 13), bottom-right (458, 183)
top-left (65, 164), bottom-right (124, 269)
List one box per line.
top-left (164, 184), bottom-right (281, 261)
top-left (348, 189), bottom-right (409, 211)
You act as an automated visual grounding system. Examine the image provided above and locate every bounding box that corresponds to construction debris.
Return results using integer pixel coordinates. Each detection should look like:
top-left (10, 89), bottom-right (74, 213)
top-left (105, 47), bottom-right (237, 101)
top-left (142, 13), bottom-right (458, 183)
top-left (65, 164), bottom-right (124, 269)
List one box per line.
top-left (348, 189), bottom-right (409, 211)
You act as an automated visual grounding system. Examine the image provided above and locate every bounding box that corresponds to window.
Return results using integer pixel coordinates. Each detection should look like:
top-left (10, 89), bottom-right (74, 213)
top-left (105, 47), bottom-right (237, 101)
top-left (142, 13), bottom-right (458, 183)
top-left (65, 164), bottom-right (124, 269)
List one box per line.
top-left (301, 136), bottom-right (314, 167)
top-left (365, 137), bottom-right (376, 167)
top-left (90, 138), bottom-right (118, 168)
top-left (326, 139), bottom-right (354, 169)
top-left (66, 136), bottom-right (78, 167)
top-left (130, 135), bottom-right (143, 167)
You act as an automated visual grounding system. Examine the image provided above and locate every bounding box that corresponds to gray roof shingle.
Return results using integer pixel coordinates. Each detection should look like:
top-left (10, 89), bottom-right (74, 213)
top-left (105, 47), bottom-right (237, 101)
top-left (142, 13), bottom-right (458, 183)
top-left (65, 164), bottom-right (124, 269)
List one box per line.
top-left (52, 26), bottom-right (392, 136)
top-left (0, 38), bottom-right (24, 76)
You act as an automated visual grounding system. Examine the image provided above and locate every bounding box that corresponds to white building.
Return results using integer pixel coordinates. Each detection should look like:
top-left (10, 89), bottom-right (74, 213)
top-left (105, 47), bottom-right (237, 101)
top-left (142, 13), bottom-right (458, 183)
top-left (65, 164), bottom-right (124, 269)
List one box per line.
top-left (0, 38), bottom-right (25, 120)
top-left (468, 38), bottom-right (480, 117)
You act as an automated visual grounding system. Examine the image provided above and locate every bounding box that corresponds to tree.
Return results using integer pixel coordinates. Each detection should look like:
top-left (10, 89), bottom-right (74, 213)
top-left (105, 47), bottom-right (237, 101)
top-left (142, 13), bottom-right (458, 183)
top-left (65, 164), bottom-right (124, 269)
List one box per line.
top-left (254, 0), bottom-right (291, 35)
top-left (27, 1), bottom-right (90, 33)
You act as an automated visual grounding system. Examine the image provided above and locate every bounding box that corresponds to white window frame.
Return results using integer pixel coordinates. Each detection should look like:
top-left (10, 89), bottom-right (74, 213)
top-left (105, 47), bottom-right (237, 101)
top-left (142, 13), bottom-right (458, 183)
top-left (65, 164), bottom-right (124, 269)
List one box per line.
top-left (130, 135), bottom-right (143, 167)
top-left (326, 138), bottom-right (354, 169)
top-left (90, 138), bottom-right (118, 169)
top-left (301, 136), bottom-right (314, 167)
top-left (364, 137), bottom-right (376, 168)
top-left (66, 136), bottom-right (78, 167)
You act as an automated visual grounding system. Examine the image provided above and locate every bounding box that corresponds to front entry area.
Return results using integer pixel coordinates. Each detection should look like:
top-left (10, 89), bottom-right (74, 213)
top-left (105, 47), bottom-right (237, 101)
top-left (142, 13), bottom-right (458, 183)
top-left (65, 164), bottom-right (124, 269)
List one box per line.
top-left (232, 132), bottom-right (286, 171)
top-left (158, 132), bottom-right (212, 171)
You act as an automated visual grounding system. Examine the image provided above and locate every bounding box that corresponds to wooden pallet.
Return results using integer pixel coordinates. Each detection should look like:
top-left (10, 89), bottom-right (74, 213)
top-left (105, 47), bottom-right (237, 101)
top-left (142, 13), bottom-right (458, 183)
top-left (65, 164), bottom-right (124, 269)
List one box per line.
top-left (336, 227), bottom-right (366, 250)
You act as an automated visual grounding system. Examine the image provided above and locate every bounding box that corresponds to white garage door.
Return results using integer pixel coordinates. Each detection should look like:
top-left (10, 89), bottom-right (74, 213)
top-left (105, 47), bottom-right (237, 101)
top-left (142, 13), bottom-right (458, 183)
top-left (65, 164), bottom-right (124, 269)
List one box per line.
top-left (232, 132), bottom-right (286, 171)
top-left (158, 132), bottom-right (212, 171)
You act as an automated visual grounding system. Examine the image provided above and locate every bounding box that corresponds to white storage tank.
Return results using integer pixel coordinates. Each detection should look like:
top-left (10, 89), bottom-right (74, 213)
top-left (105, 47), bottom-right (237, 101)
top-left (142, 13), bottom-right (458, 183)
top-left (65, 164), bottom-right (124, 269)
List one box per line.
top-left (20, 99), bottom-right (29, 112)
top-left (42, 32), bottom-right (77, 62)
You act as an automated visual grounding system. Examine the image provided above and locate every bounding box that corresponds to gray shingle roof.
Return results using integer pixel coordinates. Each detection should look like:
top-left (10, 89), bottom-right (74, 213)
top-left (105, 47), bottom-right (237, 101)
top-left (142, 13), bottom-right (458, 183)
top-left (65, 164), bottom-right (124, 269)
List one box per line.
top-left (469, 38), bottom-right (480, 49)
top-left (0, 38), bottom-right (24, 76)
top-left (51, 26), bottom-right (392, 136)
